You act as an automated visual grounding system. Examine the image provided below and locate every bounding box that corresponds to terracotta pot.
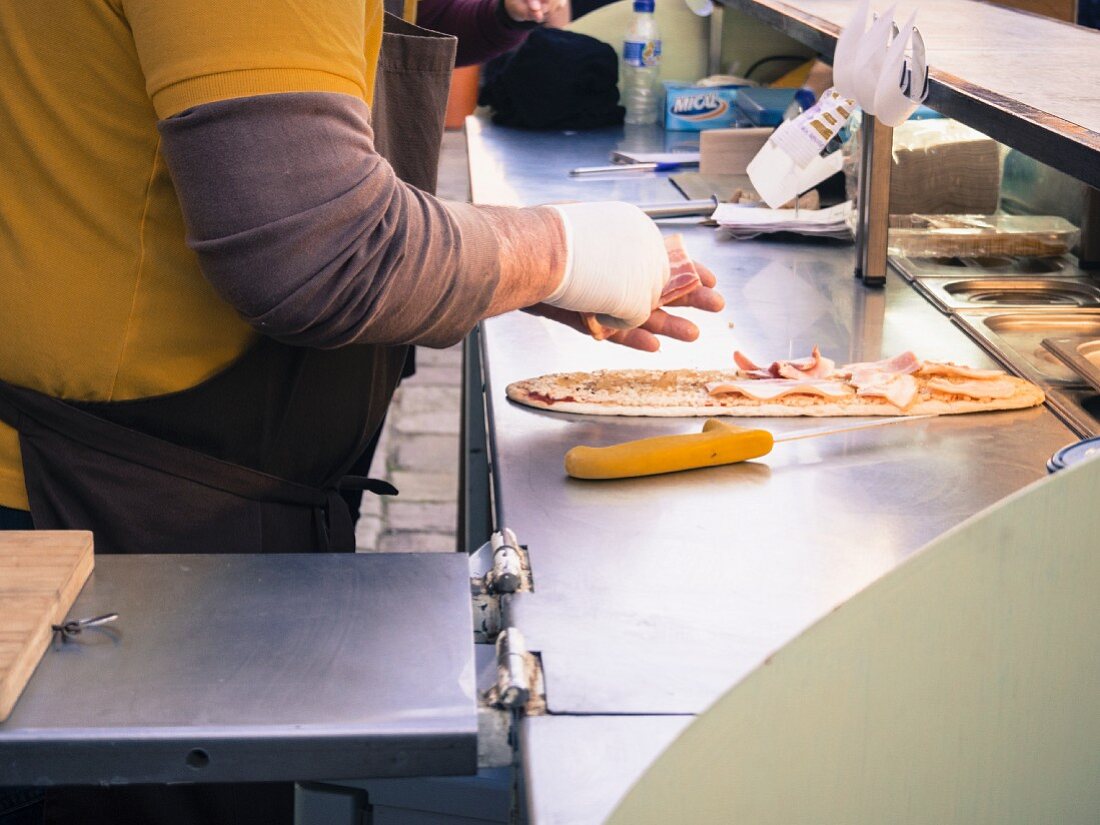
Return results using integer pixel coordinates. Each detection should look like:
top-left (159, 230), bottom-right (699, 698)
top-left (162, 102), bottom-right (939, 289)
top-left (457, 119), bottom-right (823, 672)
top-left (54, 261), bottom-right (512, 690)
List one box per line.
top-left (445, 65), bottom-right (481, 130)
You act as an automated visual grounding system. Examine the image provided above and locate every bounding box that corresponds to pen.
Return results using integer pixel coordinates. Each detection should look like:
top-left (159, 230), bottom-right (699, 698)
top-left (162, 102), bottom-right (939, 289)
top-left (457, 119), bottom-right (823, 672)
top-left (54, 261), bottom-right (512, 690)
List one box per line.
top-left (568, 161), bottom-right (698, 176)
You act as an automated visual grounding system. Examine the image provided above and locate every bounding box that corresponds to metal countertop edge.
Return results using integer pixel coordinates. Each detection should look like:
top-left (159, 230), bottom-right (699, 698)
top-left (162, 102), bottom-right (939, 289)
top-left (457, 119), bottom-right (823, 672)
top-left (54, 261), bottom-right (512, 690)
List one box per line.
top-left (716, 0), bottom-right (1100, 191)
top-left (479, 319), bottom-right (507, 532)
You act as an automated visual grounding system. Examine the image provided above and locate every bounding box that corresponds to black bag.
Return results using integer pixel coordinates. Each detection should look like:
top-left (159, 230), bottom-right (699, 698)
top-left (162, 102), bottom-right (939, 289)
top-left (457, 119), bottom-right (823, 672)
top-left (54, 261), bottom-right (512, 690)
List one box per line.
top-left (479, 28), bottom-right (625, 130)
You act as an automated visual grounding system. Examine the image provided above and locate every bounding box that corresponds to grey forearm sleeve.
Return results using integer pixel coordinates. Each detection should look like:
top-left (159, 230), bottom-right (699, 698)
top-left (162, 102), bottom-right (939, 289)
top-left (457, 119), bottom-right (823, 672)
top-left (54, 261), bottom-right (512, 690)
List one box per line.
top-left (158, 92), bottom-right (500, 348)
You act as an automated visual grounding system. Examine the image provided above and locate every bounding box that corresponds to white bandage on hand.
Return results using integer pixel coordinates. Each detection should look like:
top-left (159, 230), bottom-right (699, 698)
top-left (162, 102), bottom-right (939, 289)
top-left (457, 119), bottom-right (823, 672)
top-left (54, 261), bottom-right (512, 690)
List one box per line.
top-left (545, 202), bottom-right (669, 330)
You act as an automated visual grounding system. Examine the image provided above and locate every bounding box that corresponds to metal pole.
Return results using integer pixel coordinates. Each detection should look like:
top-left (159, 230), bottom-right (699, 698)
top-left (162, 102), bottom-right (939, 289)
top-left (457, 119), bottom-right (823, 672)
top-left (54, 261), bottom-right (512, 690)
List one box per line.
top-left (1079, 186), bottom-right (1100, 271)
top-left (855, 113), bottom-right (893, 287)
top-left (708, 5), bottom-right (725, 77)
top-left (459, 325), bottom-right (493, 554)
top-left (854, 114), bottom-right (874, 280)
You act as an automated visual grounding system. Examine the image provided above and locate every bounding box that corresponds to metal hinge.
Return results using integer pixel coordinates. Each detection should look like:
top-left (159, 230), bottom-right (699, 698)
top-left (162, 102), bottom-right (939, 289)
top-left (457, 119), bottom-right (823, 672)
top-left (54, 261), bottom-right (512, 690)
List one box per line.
top-left (472, 532), bottom-right (544, 768)
top-left (482, 528), bottom-right (532, 594)
top-left (485, 627), bottom-right (546, 716)
top-left (476, 628), bottom-right (547, 767)
top-left (471, 528), bottom-right (532, 643)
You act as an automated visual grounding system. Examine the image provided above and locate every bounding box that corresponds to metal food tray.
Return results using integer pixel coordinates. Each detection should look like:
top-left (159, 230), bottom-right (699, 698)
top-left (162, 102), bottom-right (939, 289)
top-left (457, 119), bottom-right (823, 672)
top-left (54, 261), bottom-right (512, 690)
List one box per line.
top-left (917, 277), bottom-right (1100, 314)
top-left (1042, 336), bottom-right (1100, 393)
top-left (890, 254), bottom-right (1076, 282)
top-left (953, 310), bottom-right (1100, 388)
top-left (1045, 387), bottom-right (1100, 439)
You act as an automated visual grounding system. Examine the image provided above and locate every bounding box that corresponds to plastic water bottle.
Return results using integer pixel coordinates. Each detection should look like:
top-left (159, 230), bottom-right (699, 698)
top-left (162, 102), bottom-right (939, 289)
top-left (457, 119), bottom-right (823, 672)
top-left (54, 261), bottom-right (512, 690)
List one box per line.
top-left (622, 0), bottom-right (661, 125)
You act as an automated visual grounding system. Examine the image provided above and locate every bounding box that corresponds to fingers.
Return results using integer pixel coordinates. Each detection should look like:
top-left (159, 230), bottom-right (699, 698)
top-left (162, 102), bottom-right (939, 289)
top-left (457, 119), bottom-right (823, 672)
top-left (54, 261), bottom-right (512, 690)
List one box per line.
top-left (529, 263), bottom-right (720, 351)
top-left (671, 259), bottom-right (723, 308)
top-left (663, 260), bottom-right (724, 311)
top-left (528, 304), bottom-right (668, 351)
top-left (604, 309), bottom-right (702, 351)
top-left (666, 285), bottom-right (725, 312)
top-left (639, 308), bottom-right (700, 342)
top-left (542, 0), bottom-right (570, 22)
top-left (607, 328), bottom-right (661, 352)
top-left (503, 0), bottom-right (542, 21)
top-left (694, 261), bottom-right (718, 288)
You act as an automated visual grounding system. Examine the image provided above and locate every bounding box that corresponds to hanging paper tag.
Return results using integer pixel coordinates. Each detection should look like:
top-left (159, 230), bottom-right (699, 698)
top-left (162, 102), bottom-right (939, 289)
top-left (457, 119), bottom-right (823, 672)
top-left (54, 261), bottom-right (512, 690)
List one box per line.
top-left (766, 89), bottom-right (855, 168)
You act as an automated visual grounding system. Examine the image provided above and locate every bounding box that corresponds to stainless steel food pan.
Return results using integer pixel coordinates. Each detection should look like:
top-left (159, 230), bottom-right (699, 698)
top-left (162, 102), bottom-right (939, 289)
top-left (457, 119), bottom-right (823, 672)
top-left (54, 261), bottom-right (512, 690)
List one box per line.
top-left (953, 310), bottom-right (1100, 387)
top-left (1045, 386), bottom-right (1100, 439)
top-left (890, 255), bottom-right (1074, 281)
top-left (918, 277), bottom-right (1100, 313)
top-left (1043, 336), bottom-right (1100, 393)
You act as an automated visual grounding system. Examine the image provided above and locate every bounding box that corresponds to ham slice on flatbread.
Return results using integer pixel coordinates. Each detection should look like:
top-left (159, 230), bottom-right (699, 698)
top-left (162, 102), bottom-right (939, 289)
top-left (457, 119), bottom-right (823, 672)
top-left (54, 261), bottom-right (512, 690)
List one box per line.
top-left (581, 234), bottom-right (702, 340)
top-left (506, 349), bottom-right (1045, 417)
top-left (734, 346), bottom-right (836, 380)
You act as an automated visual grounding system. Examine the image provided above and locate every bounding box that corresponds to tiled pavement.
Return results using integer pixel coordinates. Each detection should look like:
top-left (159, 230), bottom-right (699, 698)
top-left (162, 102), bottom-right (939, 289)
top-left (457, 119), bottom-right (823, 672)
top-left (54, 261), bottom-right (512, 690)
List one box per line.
top-left (355, 130), bottom-right (469, 553)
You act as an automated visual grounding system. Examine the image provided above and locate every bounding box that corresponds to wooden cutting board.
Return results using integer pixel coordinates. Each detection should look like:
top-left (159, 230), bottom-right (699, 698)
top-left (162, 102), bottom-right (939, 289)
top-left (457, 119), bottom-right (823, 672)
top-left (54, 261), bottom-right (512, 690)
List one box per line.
top-left (0, 531), bottom-right (94, 721)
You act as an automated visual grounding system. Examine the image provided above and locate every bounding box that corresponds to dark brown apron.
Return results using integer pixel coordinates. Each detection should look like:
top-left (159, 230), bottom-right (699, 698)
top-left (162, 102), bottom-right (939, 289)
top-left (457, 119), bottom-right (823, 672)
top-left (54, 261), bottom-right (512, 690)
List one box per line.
top-left (0, 13), bottom-right (457, 561)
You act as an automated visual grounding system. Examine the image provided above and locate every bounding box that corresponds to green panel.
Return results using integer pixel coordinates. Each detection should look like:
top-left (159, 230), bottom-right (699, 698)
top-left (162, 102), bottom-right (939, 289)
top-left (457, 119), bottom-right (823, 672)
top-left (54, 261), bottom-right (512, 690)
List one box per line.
top-left (609, 457), bottom-right (1100, 824)
top-left (567, 0), bottom-right (709, 85)
top-left (566, 4), bottom-right (814, 92)
top-left (720, 9), bottom-right (815, 83)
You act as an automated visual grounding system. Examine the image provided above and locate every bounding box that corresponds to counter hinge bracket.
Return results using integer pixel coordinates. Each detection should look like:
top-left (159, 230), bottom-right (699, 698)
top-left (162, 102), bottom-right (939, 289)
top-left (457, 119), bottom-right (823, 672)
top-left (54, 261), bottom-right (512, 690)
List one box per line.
top-left (471, 528), bottom-right (533, 644)
top-left (486, 528), bottom-right (532, 594)
top-left (484, 627), bottom-right (546, 717)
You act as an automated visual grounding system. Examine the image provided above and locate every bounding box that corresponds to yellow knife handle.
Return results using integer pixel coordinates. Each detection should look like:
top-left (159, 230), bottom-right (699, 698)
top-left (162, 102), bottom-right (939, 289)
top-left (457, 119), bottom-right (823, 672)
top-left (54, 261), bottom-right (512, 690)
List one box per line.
top-left (564, 419), bottom-right (774, 480)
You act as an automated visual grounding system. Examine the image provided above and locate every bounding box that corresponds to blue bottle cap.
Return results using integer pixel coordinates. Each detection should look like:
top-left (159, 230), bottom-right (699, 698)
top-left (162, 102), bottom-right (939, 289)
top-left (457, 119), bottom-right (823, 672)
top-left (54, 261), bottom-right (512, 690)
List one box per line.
top-left (633, 0), bottom-right (655, 11)
top-left (793, 88), bottom-right (817, 112)
top-left (1046, 435), bottom-right (1100, 473)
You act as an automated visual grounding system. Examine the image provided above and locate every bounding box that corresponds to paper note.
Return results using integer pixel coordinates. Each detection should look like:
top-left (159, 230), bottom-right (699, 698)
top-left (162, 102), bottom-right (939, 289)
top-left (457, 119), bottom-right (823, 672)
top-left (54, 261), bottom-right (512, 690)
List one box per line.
top-left (712, 200), bottom-right (854, 240)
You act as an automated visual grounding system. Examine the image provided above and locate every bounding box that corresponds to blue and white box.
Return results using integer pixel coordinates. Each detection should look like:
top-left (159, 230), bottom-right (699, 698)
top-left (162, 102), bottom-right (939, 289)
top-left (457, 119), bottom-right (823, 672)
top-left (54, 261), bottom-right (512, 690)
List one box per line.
top-left (663, 82), bottom-right (746, 131)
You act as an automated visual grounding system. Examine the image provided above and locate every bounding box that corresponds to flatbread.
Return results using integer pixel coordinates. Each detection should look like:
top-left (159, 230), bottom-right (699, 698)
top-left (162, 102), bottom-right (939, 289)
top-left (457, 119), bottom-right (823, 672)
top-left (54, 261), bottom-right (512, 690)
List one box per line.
top-left (506, 367), bottom-right (1045, 417)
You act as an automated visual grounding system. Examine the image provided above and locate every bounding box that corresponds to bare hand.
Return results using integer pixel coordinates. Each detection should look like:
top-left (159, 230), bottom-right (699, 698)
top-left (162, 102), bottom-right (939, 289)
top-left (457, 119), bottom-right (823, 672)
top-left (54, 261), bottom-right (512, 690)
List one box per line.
top-left (503, 0), bottom-right (568, 23)
top-left (526, 262), bottom-right (725, 352)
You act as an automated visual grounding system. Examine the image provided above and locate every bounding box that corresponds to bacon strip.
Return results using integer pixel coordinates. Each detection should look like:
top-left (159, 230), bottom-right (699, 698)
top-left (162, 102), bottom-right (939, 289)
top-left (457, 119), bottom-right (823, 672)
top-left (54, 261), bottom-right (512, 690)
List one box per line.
top-left (735, 346), bottom-right (836, 380)
top-left (582, 234), bottom-right (702, 340)
top-left (733, 351), bottom-right (765, 372)
top-left (919, 361), bottom-right (1006, 380)
top-left (732, 352), bottom-right (772, 379)
top-left (659, 234), bottom-right (704, 305)
top-left (837, 351), bottom-right (921, 378)
top-left (715, 346), bottom-right (1017, 409)
top-left (774, 346), bottom-right (836, 380)
top-left (928, 377), bottom-right (1017, 399)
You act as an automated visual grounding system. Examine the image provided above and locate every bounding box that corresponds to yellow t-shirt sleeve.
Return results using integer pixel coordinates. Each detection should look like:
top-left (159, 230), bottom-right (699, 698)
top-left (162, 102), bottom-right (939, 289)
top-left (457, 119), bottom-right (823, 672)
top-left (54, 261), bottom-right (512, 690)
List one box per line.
top-left (123, 0), bottom-right (378, 118)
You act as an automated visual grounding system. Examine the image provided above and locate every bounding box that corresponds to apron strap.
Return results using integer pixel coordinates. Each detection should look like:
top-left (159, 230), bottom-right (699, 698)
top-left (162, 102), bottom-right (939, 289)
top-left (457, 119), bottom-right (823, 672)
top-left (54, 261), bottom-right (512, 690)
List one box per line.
top-left (0, 380), bottom-right (327, 509)
top-left (372, 13), bottom-right (457, 193)
top-left (339, 476), bottom-right (400, 496)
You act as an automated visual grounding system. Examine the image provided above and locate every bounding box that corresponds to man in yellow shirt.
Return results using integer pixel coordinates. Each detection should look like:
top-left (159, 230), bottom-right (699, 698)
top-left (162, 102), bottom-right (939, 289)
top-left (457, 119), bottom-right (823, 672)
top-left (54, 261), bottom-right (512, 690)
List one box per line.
top-left (0, 0), bottom-right (723, 820)
top-left (0, 0), bottom-right (720, 552)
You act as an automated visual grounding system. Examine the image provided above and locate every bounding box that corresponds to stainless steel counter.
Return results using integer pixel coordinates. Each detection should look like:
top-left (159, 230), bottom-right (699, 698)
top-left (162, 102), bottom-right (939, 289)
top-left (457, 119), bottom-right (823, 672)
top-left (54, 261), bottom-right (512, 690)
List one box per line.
top-left (466, 117), bottom-right (1077, 822)
top-left (519, 716), bottom-right (692, 825)
top-left (0, 553), bottom-right (477, 786)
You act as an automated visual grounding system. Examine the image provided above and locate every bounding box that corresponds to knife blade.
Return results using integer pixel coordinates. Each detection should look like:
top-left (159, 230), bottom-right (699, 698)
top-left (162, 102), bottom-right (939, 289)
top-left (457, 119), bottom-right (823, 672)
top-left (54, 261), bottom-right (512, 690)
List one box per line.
top-left (773, 414), bottom-right (934, 443)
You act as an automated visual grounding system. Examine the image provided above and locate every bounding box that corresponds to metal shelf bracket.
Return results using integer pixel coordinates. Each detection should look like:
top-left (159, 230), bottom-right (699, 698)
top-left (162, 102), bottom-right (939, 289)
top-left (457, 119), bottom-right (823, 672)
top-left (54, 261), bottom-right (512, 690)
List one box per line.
top-left (854, 114), bottom-right (894, 287)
